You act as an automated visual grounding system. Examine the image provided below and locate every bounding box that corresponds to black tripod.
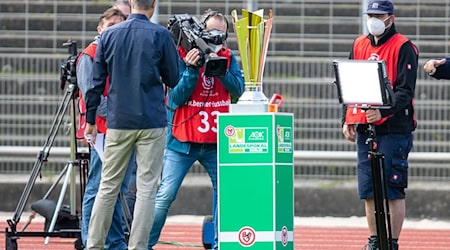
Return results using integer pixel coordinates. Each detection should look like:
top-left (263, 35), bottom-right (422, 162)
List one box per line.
top-left (366, 123), bottom-right (393, 250)
top-left (4, 40), bottom-right (134, 250)
top-left (5, 40), bottom-right (88, 249)
top-left (332, 59), bottom-right (396, 250)
top-left (5, 80), bottom-right (87, 250)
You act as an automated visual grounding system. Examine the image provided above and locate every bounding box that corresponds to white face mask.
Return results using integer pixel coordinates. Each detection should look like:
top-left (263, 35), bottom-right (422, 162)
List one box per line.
top-left (367, 17), bottom-right (390, 36)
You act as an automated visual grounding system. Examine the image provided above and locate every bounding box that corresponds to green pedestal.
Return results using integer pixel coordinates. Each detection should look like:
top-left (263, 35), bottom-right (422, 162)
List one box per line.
top-left (217, 113), bottom-right (294, 249)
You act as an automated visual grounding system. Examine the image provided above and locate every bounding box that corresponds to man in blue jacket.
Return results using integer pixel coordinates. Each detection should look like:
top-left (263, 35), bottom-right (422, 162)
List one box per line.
top-left (84, 0), bottom-right (179, 249)
top-left (147, 9), bottom-right (245, 250)
top-left (76, 7), bottom-right (135, 249)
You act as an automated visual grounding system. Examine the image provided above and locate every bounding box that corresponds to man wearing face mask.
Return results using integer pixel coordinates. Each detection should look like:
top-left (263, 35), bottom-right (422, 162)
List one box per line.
top-left (146, 9), bottom-right (245, 250)
top-left (342, 1), bottom-right (418, 249)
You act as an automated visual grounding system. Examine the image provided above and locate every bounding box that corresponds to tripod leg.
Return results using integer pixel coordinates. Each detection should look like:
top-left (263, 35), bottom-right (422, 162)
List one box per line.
top-left (371, 152), bottom-right (389, 250)
top-left (366, 124), bottom-right (391, 250)
top-left (381, 155), bottom-right (394, 249)
top-left (79, 157), bottom-right (89, 216)
top-left (68, 94), bottom-right (79, 216)
top-left (20, 146), bottom-right (78, 232)
top-left (120, 193), bottom-right (133, 234)
top-left (5, 227), bottom-right (18, 250)
top-left (19, 168), bottom-right (65, 232)
top-left (44, 162), bottom-right (74, 244)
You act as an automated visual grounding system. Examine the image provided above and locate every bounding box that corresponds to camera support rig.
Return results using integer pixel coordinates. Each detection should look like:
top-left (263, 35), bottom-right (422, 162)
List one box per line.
top-left (332, 60), bottom-right (397, 250)
top-left (5, 40), bottom-right (87, 250)
top-left (366, 123), bottom-right (394, 250)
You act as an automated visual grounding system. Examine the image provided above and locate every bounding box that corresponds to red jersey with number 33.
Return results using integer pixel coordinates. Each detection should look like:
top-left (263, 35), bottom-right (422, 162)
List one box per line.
top-left (172, 48), bottom-right (232, 143)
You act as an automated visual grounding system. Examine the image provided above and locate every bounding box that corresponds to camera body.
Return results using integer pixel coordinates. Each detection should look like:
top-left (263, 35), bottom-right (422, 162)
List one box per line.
top-left (168, 14), bottom-right (228, 77)
top-left (60, 40), bottom-right (78, 90)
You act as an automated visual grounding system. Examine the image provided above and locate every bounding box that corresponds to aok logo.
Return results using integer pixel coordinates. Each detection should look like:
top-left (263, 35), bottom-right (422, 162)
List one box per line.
top-left (247, 130), bottom-right (265, 141)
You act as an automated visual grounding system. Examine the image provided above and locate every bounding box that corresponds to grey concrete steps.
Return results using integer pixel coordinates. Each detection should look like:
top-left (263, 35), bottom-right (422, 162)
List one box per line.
top-left (1, 0), bottom-right (449, 57)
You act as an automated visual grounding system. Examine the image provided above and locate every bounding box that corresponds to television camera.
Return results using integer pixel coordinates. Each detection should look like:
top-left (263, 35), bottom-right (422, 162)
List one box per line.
top-left (168, 14), bottom-right (228, 77)
top-left (60, 40), bottom-right (78, 91)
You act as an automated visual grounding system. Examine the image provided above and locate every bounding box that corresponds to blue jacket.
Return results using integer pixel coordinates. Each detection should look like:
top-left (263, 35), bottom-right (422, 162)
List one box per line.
top-left (166, 50), bottom-right (245, 154)
top-left (85, 13), bottom-right (179, 129)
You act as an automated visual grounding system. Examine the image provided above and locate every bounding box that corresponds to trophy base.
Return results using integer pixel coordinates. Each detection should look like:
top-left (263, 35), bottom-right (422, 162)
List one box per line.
top-left (238, 90), bottom-right (268, 102)
top-left (230, 90), bottom-right (269, 113)
top-left (230, 103), bottom-right (268, 113)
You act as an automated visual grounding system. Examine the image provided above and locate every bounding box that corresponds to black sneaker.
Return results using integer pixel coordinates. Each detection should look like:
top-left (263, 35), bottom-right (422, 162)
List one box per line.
top-left (390, 240), bottom-right (399, 250)
top-left (362, 236), bottom-right (379, 250)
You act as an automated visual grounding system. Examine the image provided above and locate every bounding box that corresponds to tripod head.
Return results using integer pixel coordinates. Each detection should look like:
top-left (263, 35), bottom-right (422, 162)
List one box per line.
top-left (60, 40), bottom-right (79, 91)
top-left (365, 123), bottom-right (378, 152)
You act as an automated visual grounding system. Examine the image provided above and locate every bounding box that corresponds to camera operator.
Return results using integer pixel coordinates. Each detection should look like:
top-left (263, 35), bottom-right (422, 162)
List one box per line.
top-left (147, 9), bottom-right (244, 250)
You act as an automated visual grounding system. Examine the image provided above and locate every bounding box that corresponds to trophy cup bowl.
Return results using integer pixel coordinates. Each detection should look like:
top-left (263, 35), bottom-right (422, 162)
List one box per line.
top-left (230, 9), bottom-right (273, 113)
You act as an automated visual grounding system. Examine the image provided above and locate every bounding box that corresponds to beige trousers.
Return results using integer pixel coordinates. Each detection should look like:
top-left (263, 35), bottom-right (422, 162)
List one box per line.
top-left (86, 128), bottom-right (166, 250)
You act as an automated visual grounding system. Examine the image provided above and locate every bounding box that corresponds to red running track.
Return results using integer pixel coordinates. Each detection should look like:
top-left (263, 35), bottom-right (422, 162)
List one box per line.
top-left (1, 221), bottom-right (449, 249)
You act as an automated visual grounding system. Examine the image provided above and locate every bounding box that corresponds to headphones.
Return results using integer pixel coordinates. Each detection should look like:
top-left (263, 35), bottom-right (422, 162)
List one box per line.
top-left (201, 10), bottom-right (229, 40)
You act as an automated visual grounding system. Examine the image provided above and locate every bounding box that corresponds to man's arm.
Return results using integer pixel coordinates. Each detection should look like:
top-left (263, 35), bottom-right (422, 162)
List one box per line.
top-left (76, 54), bottom-right (93, 98)
top-left (168, 55), bottom-right (200, 106)
top-left (428, 58), bottom-right (450, 80)
top-left (160, 31), bottom-right (180, 88)
top-left (380, 42), bottom-right (418, 118)
top-left (219, 51), bottom-right (245, 98)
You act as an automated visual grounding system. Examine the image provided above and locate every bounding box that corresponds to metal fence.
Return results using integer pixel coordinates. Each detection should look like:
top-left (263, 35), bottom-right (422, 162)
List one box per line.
top-left (1, 0), bottom-right (450, 181)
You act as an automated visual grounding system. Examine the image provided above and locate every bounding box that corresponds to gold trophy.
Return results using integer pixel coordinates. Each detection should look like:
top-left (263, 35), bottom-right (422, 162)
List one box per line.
top-left (230, 9), bottom-right (273, 112)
